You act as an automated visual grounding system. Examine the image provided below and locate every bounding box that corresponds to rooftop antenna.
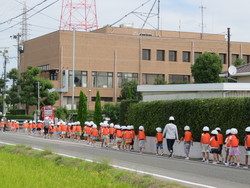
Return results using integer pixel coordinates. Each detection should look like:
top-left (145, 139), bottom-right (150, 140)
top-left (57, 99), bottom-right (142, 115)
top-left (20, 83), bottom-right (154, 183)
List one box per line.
top-left (199, 0), bottom-right (206, 39)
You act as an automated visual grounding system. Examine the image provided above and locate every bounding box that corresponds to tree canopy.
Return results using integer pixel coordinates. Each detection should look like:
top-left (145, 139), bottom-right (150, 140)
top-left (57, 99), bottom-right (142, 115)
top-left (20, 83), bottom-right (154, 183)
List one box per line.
top-left (18, 66), bottom-right (59, 114)
top-left (77, 91), bottom-right (88, 125)
top-left (191, 52), bottom-right (223, 83)
top-left (120, 80), bottom-right (142, 101)
top-left (233, 58), bottom-right (246, 67)
top-left (93, 90), bottom-right (102, 125)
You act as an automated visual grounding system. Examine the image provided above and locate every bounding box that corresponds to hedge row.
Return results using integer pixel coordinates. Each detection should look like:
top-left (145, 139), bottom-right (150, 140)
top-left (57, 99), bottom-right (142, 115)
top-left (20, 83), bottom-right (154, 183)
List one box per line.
top-left (125, 98), bottom-right (250, 142)
top-left (0, 115), bottom-right (34, 120)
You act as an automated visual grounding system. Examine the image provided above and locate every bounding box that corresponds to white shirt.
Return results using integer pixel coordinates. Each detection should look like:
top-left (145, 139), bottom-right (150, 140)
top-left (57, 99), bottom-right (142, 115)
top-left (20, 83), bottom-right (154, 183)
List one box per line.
top-left (162, 123), bottom-right (179, 140)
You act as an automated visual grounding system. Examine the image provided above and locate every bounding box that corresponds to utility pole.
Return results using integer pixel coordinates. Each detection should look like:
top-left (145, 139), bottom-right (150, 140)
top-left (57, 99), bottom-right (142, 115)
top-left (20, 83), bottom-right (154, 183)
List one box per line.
top-left (37, 81), bottom-right (40, 119)
top-left (10, 33), bottom-right (22, 109)
top-left (227, 28), bottom-right (231, 80)
top-left (0, 50), bottom-right (9, 116)
top-left (71, 28), bottom-right (76, 110)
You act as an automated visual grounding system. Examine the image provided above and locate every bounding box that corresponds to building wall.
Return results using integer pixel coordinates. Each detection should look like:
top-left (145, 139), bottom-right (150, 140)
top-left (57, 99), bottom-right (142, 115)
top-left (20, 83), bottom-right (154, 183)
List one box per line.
top-left (20, 27), bottom-right (250, 110)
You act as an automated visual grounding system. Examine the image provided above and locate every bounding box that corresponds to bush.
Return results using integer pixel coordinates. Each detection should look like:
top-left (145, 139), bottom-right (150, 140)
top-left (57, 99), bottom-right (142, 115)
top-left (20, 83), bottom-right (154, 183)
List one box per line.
top-left (126, 98), bottom-right (250, 143)
top-left (102, 103), bottom-right (120, 124)
top-left (0, 115), bottom-right (33, 120)
top-left (119, 100), bottom-right (138, 125)
top-left (9, 109), bottom-right (26, 115)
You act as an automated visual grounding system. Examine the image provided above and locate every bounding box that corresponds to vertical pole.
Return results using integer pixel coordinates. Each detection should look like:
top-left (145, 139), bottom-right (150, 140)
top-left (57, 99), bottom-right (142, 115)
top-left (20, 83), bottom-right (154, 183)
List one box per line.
top-left (227, 28), bottom-right (231, 80)
top-left (3, 53), bottom-right (7, 116)
top-left (71, 28), bottom-right (75, 110)
top-left (37, 81), bottom-right (40, 119)
top-left (17, 33), bottom-right (22, 109)
top-left (114, 50), bottom-right (117, 103)
top-left (157, 0), bottom-right (160, 32)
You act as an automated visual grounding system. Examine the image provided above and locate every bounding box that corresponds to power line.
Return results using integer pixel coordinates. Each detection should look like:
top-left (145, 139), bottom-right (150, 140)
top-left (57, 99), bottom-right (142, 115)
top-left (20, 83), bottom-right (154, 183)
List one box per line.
top-left (0, 0), bottom-right (60, 32)
top-left (0, 0), bottom-right (48, 25)
top-left (14, 0), bottom-right (59, 22)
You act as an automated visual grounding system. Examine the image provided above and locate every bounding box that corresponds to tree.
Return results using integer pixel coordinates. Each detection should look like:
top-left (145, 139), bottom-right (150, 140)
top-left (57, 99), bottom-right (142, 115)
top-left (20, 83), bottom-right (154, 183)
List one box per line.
top-left (102, 103), bottom-right (120, 124)
top-left (77, 91), bottom-right (88, 125)
top-left (233, 58), bottom-right (246, 67)
top-left (6, 68), bottom-right (19, 110)
top-left (93, 90), bottom-right (102, 125)
top-left (120, 80), bottom-right (142, 101)
top-left (18, 66), bottom-right (59, 114)
top-left (43, 91), bottom-right (59, 106)
top-left (154, 76), bottom-right (167, 85)
top-left (54, 106), bottom-right (69, 121)
top-left (191, 52), bottom-right (222, 83)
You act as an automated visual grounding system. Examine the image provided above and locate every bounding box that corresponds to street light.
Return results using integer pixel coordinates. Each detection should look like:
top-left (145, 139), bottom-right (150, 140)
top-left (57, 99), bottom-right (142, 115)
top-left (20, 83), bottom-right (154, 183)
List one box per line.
top-left (71, 28), bottom-right (76, 110)
top-left (0, 49), bottom-right (9, 116)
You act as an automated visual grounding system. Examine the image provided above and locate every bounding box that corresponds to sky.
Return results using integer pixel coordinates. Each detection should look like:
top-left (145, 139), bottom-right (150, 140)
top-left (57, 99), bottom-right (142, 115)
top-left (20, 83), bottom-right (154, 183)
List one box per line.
top-left (0, 0), bottom-right (250, 77)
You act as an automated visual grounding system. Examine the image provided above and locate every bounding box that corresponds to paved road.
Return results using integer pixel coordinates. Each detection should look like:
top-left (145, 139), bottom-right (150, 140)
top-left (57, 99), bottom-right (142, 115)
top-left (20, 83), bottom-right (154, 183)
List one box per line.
top-left (0, 132), bottom-right (249, 188)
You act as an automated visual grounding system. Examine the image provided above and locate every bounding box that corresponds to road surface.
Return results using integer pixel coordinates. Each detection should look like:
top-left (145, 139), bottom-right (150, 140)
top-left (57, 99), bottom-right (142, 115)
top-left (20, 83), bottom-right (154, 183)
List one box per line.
top-left (0, 132), bottom-right (249, 188)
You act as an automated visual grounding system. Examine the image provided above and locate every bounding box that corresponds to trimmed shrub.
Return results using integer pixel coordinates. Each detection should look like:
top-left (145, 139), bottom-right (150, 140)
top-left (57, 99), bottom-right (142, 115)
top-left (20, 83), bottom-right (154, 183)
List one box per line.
top-left (9, 109), bottom-right (26, 115)
top-left (119, 100), bottom-right (138, 125)
top-left (126, 98), bottom-right (250, 143)
top-left (0, 115), bottom-right (33, 120)
top-left (102, 103), bottom-right (120, 124)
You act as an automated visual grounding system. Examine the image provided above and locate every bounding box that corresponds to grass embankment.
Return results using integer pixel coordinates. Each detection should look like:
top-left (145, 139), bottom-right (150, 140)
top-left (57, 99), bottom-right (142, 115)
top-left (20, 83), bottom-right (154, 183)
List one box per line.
top-left (0, 145), bottom-right (184, 188)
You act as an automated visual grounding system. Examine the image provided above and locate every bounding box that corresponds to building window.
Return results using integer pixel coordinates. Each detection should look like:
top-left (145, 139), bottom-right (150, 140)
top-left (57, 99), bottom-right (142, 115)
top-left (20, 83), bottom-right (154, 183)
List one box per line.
top-left (50, 71), bottom-right (58, 80)
top-left (142, 49), bottom-right (151, 60)
top-left (69, 71), bottom-right (88, 87)
top-left (243, 55), bottom-right (250, 63)
top-left (38, 64), bottom-right (50, 71)
top-left (91, 97), bottom-right (113, 102)
top-left (169, 75), bottom-right (190, 83)
top-left (194, 52), bottom-right (202, 61)
top-left (157, 50), bottom-right (165, 61)
top-left (142, 74), bottom-right (164, 85)
top-left (169, 50), bottom-right (177, 62)
top-left (232, 54), bottom-right (239, 64)
top-left (219, 53), bottom-right (227, 64)
top-left (182, 51), bottom-right (191, 62)
top-left (118, 72), bottom-right (138, 88)
top-left (92, 72), bottom-right (113, 88)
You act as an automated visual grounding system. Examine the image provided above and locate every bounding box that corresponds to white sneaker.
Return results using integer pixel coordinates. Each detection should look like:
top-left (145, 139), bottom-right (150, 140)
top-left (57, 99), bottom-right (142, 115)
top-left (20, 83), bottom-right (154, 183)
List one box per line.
top-left (243, 166), bottom-right (248, 169)
top-left (212, 162), bottom-right (217, 165)
top-left (185, 157), bottom-right (189, 160)
top-left (205, 160), bottom-right (209, 163)
top-left (225, 162), bottom-right (229, 166)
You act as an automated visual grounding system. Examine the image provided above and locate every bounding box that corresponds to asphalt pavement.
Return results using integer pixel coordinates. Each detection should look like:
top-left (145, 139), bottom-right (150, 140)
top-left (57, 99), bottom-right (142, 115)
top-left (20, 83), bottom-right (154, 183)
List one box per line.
top-left (0, 131), bottom-right (249, 188)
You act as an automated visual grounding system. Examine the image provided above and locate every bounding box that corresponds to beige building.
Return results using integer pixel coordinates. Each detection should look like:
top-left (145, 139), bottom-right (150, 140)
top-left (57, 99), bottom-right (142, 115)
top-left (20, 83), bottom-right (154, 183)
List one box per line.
top-left (20, 26), bottom-right (250, 109)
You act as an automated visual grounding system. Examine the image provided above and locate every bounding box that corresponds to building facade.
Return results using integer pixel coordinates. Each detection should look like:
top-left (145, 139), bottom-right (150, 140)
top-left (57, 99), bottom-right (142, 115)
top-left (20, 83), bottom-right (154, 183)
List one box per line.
top-left (20, 26), bottom-right (250, 109)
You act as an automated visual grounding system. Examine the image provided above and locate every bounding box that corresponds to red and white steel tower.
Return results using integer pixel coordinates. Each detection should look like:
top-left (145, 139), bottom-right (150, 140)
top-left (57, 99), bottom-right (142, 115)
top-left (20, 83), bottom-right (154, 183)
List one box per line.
top-left (59, 0), bottom-right (98, 31)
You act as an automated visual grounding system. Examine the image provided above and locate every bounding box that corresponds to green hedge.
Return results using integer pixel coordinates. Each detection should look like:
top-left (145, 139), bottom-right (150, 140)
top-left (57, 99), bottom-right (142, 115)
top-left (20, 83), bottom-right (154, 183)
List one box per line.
top-left (0, 115), bottom-right (34, 120)
top-left (119, 100), bottom-right (138, 125)
top-left (126, 98), bottom-right (250, 142)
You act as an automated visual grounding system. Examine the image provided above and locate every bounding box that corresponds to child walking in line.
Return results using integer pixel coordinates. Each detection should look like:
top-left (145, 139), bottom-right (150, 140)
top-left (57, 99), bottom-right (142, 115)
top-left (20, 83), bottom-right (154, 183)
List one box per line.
top-left (224, 129), bottom-right (231, 164)
top-left (179, 126), bottom-right (193, 160)
top-left (225, 128), bottom-right (240, 167)
top-left (215, 127), bottom-right (224, 163)
top-left (155, 127), bottom-right (164, 156)
top-left (244, 126), bottom-right (250, 169)
top-left (138, 126), bottom-right (146, 154)
top-left (209, 130), bottom-right (219, 164)
top-left (115, 125), bottom-right (123, 150)
top-left (91, 124), bottom-right (98, 147)
top-left (200, 126), bottom-right (210, 163)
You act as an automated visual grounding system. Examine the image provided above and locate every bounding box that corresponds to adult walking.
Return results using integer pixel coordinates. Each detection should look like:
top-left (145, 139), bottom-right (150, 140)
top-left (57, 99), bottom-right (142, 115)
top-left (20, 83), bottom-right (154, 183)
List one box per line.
top-left (2, 115), bottom-right (7, 132)
top-left (163, 116), bottom-right (179, 157)
top-left (43, 117), bottom-right (50, 138)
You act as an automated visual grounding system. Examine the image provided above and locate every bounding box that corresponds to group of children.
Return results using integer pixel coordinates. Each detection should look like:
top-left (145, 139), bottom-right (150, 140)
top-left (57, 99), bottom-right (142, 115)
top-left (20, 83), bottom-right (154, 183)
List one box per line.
top-left (1, 118), bottom-right (249, 169)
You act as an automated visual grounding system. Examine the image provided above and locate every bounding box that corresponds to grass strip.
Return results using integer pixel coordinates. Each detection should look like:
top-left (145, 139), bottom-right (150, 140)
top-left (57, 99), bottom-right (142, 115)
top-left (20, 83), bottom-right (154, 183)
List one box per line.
top-left (0, 145), bottom-right (185, 188)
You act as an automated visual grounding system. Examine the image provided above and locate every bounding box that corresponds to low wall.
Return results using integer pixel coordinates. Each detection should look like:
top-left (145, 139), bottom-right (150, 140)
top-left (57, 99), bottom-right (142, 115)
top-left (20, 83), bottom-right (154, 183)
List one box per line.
top-left (132, 136), bottom-right (247, 164)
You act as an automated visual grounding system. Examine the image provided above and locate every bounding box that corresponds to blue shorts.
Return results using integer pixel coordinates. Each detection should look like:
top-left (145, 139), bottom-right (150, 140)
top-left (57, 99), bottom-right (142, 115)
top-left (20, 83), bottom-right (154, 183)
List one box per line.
top-left (56, 132), bottom-right (61, 135)
top-left (156, 142), bottom-right (163, 149)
